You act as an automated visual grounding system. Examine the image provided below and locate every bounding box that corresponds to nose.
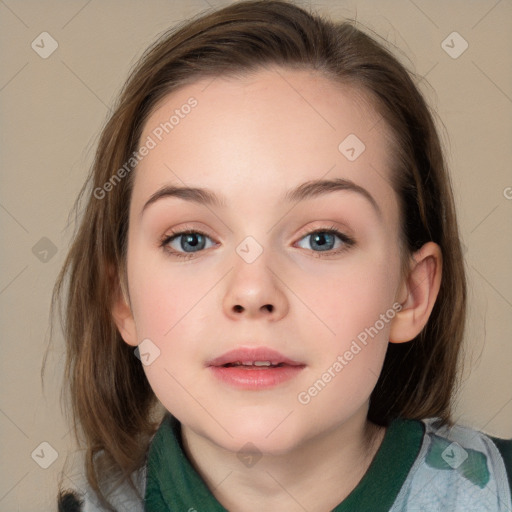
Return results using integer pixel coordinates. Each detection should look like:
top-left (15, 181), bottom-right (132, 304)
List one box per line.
top-left (222, 253), bottom-right (289, 321)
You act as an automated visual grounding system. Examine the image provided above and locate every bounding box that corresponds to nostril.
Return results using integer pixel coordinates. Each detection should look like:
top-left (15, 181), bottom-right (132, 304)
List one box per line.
top-left (232, 304), bottom-right (273, 313)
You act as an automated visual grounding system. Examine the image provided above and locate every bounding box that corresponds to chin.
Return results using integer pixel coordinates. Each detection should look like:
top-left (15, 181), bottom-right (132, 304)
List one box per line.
top-left (220, 430), bottom-right (302, 457)
top-left (207, 410), bottom-right (306, 456)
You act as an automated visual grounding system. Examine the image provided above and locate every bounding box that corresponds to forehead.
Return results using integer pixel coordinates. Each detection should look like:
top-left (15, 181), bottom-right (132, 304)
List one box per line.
top-left (133, 66), bottom-right (397, 223)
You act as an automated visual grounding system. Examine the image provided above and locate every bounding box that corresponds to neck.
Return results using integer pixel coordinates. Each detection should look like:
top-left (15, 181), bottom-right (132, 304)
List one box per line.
top-left (181, 413), bottom-right (386, 512)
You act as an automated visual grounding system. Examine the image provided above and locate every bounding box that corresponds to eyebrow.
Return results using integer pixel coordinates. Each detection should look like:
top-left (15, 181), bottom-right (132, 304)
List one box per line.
top-left (284, 178), bottom-right (380, 215)
top-left (140, 177), bottom-right (381, 217)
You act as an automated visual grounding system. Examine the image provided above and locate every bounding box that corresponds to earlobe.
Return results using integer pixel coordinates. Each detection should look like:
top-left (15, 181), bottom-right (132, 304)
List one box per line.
top-left (389, 242), bottom-right (442, 344)
top-left (111, 271), bottom-right (138, 347)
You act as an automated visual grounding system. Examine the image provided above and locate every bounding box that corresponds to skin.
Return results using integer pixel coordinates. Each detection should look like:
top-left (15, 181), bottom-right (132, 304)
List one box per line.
top-left (113, 66), bottom-right (442, 511)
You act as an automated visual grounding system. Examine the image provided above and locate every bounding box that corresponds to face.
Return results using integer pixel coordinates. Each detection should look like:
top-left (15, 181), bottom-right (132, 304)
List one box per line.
top-left (121, 66), bottom-right (405, 454)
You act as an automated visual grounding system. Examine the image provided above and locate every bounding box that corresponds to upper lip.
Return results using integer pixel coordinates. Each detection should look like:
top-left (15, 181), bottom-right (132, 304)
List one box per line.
top-left (206, 347), bottom-right (305, 367)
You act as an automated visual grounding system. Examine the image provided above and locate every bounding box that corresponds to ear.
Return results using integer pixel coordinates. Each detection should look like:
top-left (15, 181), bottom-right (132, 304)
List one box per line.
top-left (389, 241), bottom-right (442, 343)
top-left (110, 266), bottom-right (138, 347)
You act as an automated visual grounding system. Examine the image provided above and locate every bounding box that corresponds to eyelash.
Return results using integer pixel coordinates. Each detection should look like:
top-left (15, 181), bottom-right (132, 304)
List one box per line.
top-left (159, 225), bottom-right (355, 260)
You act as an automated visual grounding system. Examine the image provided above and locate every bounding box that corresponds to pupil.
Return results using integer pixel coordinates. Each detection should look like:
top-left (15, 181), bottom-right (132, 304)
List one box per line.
top-left (186, 234), bottom-right (199, 246)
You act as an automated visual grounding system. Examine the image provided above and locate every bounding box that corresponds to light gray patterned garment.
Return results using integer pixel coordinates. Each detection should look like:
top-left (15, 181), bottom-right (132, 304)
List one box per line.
top-left (389, 418), bottom-right (511, 511)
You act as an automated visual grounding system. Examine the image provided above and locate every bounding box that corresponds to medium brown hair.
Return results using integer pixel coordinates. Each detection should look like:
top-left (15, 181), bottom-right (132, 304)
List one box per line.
top-left (47, 0), bottom-right (466, 508)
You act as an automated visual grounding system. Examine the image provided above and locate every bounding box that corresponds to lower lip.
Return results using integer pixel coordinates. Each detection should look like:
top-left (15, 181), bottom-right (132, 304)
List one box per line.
top-left (209, 365), bottom-right (304, 390)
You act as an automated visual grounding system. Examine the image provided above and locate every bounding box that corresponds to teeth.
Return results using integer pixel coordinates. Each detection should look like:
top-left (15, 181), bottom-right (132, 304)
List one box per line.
top-left (230, 360), bottom-right (274, 367)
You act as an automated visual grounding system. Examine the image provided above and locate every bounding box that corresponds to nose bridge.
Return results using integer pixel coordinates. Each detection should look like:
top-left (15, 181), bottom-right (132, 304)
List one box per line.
top-left (222, 234), bottom-right (289, 319)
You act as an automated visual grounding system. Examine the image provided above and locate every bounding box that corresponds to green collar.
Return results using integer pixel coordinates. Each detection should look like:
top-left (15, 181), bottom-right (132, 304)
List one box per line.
top-left (144, 414), bottom-right (424, 511)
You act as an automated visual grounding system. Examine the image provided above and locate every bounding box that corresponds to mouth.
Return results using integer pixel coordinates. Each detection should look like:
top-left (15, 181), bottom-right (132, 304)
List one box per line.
top-left (207, 347), bottom-right (305, 389)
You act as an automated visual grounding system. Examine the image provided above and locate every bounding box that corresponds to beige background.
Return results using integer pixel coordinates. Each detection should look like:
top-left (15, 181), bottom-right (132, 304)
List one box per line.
top-left (1, 0), bottom-right (511, 510)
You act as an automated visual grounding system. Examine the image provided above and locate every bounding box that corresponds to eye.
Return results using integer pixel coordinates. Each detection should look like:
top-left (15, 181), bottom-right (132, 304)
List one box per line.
top-left (295, 227), bottom-right (355, 255)
top-left (160, 225), bottom-right (355, 260)
top-left (160, 229), bottom-right (216, 259)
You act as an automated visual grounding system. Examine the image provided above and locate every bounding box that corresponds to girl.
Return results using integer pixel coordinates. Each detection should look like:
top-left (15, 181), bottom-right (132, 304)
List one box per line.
top-left (52, 1), bottom-right (511, 510)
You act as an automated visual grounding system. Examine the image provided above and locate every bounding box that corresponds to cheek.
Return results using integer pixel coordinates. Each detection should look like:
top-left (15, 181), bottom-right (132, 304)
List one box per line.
top-left (294, 249), bottom-right (400, 345)
top-left (127, 241), bottom-right (213, 337)
top-left (127, 254), bottom-right (221, 393)
top-left (293, 254), bottom-right (398, 419)
top-left (128, 265), bottom-right (213, 415)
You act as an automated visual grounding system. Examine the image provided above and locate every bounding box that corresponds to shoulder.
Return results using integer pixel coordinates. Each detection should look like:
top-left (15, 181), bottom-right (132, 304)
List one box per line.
top-left (421, 418), bottom-right (512, 486)
top-left (488, 433), bottom-right (512, 480)
top-left (57, 457), bottom-right (147, 511)
top-left (391, 417), bottom-right (512, 511)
